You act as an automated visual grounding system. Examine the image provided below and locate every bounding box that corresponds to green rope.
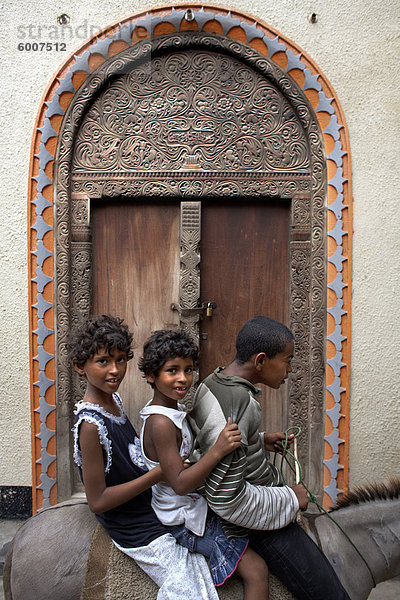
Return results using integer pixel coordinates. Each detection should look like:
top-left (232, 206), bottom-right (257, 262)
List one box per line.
top-left (275, 426), bottom-right (377, 588)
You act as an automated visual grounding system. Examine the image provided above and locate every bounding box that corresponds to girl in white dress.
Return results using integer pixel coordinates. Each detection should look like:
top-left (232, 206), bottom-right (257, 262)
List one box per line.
top-left (139, 329), bottom-right (269, 600)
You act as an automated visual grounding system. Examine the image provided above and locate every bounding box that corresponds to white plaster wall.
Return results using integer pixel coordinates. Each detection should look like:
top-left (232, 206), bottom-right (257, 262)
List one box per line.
top-left (0, 0), bottom-right (399, 488)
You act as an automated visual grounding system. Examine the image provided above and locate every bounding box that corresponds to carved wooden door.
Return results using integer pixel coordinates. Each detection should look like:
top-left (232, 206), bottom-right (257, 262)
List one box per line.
top-left (91, 199), bottom-right (180, 431)
top-left (199, 199), bottom-right (290, 432)
top-left (62, 35), bottom-right (327, 497)
top-left (92, 197), bottom-right (290, 433)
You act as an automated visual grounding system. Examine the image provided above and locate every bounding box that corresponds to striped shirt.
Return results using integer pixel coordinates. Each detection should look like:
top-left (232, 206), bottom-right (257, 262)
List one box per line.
top-left (188, 368), bottom-right (298, 537)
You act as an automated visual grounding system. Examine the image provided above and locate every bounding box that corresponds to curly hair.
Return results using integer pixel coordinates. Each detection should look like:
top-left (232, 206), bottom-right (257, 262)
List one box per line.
top-left (138, 328), bottom-right (199, 380)
top-left (68, 314), bottom-right (133, 367)
top-left (235, 316), bottom-right (294, 363)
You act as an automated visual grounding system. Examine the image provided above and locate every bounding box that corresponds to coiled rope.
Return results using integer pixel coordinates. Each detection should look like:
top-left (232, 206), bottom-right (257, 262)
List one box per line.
top-left (274, 426), bottom-right (377, 588)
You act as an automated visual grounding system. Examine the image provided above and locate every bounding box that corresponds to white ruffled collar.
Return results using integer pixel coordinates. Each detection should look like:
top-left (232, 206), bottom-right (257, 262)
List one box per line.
top-left (74, 393), bottom-right (127, 424)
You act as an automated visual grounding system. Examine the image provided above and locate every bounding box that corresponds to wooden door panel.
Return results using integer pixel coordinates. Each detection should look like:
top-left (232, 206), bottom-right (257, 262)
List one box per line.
top-left (199, 200), bottom-right (290, 433)
top-left (91, 198), bottom-right (290, 434)
top-left (92, 200), bottom-right (180, 430)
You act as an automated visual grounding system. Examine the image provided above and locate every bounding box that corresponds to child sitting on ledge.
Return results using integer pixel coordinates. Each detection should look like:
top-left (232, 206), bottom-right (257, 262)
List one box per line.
top-left (70, 314), bottom-right (222, 600)
top-left (138, 328), bottom-right (270, 600)
top-left (188, 316), bottom-right (351, 600)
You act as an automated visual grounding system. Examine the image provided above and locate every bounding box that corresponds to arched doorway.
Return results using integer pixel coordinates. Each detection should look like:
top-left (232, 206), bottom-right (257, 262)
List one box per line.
top-left (28, 5), bottom-right (351, 511)
top-left (57, 32), bottom-right (325, 500)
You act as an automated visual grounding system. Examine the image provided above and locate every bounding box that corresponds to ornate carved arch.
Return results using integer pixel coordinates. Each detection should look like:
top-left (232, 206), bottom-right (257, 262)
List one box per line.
top-left (28, 5), bottom-right (351, 511)
top-left (55, 32), bottom-right (326, 500)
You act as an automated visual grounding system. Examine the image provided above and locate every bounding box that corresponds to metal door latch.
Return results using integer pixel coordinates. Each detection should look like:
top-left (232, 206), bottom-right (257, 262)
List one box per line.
top-left (171, 301), bottom-right (217, 318)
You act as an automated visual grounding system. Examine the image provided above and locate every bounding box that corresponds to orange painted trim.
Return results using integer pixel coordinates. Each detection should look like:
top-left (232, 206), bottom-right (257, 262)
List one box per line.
top-left (28, 103), bottom-right (39, 516)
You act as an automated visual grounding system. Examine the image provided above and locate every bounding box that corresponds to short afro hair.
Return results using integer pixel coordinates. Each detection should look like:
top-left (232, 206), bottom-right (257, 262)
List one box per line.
top-left (138, 328), bottom-right (199, 381)
top-left (235, 316), bottom-right (293, 363)
top-left (68, 314), bottom-right (133, 367)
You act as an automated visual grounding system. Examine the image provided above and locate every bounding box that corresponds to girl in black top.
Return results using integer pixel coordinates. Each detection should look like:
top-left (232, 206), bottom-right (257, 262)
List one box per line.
top-left (70, 315), bottom-right (240, 600)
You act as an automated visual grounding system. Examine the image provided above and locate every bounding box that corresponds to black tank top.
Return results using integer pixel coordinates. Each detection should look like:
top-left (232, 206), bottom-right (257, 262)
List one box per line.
top-left (73, 396), bottom-right (167, 548)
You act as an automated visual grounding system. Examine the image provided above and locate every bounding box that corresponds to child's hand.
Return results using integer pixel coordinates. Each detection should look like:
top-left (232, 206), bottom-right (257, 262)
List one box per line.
top-left (292, 484), bottom-right (309, 511)
top-left (213, 418), bottom-right (242, 459)
top-left (264, 432), bottom-right (294, 454)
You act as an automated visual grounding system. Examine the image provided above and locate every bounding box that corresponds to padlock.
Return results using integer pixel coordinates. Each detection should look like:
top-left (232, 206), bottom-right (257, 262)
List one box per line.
top-left (206, 302), bottom-right (213, 317)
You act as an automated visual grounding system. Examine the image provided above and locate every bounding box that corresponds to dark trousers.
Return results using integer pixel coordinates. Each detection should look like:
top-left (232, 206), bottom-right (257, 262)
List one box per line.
top-left (249, 522), bottom-right (351, 600)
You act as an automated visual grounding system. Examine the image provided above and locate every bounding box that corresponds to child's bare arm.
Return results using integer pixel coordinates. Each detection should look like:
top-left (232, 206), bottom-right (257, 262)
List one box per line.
top-left (80, 421), bottom-right (163, 514)
top-left (148, 415), bottom-right (241, 496)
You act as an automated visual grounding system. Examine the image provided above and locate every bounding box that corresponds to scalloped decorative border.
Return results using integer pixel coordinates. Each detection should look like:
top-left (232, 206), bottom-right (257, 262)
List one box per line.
top-left (28, 3), bottom-right (351, 511)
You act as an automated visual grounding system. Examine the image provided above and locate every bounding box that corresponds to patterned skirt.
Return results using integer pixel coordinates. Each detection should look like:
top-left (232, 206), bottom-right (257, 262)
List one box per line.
top-left (114, 532), bottom-right (219, 600)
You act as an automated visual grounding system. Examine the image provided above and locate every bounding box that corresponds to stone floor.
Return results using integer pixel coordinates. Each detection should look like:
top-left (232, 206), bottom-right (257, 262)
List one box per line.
top-left (1, 518), bottom-right (399, 599)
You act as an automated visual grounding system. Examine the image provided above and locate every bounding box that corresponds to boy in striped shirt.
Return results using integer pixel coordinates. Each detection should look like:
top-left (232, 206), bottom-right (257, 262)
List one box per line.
top-left (189, 316), bottom-right (350, 600)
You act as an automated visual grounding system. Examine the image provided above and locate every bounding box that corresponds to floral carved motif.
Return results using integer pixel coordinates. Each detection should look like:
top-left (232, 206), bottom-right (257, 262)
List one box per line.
top-left (72, 50), bottom-right (310, 176)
